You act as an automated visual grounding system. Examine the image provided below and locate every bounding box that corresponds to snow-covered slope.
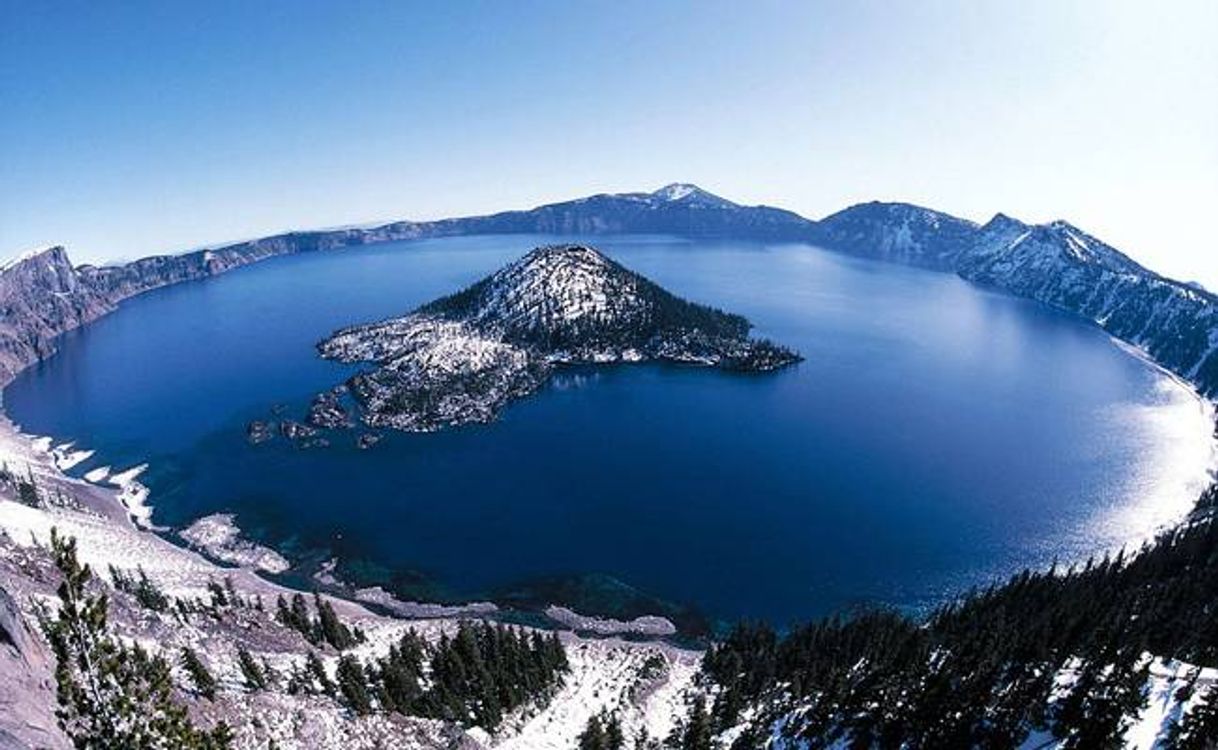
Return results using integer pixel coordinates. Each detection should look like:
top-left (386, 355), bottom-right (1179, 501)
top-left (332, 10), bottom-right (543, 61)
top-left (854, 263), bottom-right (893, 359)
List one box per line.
top-left (649, 182), bottom-right (739, 209)
top-left (813, 201), bottom-right (981, 270)
top-left (318, 245), bottom-right (801, 431)
top-left (958, 215), bottom-right (1218, 397)
top-left (0, 415), bottom-right (701, 749)
top-left (811, 203), bottom-right (1218, 398)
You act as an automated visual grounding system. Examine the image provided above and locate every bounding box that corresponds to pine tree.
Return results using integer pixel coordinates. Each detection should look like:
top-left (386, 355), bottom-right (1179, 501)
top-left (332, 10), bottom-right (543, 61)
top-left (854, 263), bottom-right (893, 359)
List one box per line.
top-left (281, 593), bottom-right (320, 642)
top-left (17, 474), bottom-right (39, 507)
top-left (373, 631), bottom-right (426, 714)
top-left (206, 579), bottom-right (228, 609)
top-left (604, 710), bottom-right (625, 749)
top-left (336, 653), bottom-right (373, 715)
top-left (181, 647), bottom-right (218, 700)
top-left (237, 647), bottom-right (268, 691)
top-left (306, 651), bottom-right (335, 695)
top-left (314, 592), bottom-right (356, 650)
top-left (411, 622), bottom-right (567, 729)
top-left (276, 595), bottom-right (291, 626)
top-left (682, 696), bottom-right (713, 750)
top-left (39, 527), bottom-right (232, 748)
top-left (578, 709), bottom-right (626, 750)
top-left (1169, 684), bottom-right (1218, 749)
top-left (578, 712), bottom-right (607, 750)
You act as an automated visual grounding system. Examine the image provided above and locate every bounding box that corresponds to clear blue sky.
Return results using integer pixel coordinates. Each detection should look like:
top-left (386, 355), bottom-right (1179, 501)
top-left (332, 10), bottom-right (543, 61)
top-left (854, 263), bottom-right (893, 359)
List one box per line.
top-left (3, 0), bottom-right (1215, 286)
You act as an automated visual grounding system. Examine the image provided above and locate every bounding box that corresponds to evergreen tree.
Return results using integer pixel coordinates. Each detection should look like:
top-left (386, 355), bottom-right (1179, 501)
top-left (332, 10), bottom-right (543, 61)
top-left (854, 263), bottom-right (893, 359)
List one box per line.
top-left (237, 647), bottom-right (268, 691)
top-left (578, 708), bottom-right (625, 750)
top-left (402, 622), bottom-right (567, 730)
top-left (578, 712), bottom-right (606, 750)
top-left (306, 651), bottom-right (335, 695)
top-left (314, 592), bottom-right (356, 650)
top-left (108, 565), bottom-right (170, 612)
top-left (336, 653), bottom-right (373, 715)
top-left (606, 713), bottom-right (625, 749)
top-left (206, 579), bottom-right (228, 609)
top-left (181, 647), bottom-right (218, 700)
top-left (372, 631), bottom-right (426, 714)
top-left (289, 594), bottom-right (313, 641)
top-left (1169, 684), bottom-right (1218, 749)
top-left (17, 474), bottom-right (39, 507)
top-left (39, 527), bottom-right (232, 748)
top-left (698, 473), bottom-right (1218, 747)
top-left (682, 696), bottom-right (713, 750)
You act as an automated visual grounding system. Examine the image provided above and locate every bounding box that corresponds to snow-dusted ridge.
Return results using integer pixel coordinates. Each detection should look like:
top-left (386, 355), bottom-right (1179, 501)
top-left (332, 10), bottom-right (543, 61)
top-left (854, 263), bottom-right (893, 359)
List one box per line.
top-left (315, 244), bottom-right (801, 432)
top-left (3, 183), bottom-right (1214, 399)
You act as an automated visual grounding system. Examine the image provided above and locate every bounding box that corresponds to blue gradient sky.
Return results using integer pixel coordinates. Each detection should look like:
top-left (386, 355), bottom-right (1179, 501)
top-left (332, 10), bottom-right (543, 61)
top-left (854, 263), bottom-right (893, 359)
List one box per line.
top-left (3, 1), bottom-right (1216, 286)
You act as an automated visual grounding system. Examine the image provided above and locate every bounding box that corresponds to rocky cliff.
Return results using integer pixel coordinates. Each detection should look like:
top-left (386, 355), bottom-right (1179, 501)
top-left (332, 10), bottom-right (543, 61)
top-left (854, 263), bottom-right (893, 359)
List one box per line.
top-left (0, 247), bottom-right (115, 386)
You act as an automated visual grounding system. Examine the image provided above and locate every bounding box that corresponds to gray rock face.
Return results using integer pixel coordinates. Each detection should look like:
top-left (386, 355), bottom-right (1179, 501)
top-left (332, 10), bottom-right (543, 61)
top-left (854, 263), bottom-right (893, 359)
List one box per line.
top-left (246, 420), bottom-right (275, 444)
top-left (0, 584), bottom-right (68, 749)
top-left (279, 419), bottom-right (317, 440)
top-left (307, 390), bottom-right (354, 429)
top-left (0, 246), bottom-right (113, 385)
top-left (317, 245), bottom-right (802, 432)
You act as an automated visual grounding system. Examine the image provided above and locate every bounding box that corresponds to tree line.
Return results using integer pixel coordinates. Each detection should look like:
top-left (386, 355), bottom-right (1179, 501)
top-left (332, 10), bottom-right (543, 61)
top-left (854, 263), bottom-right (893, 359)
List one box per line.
top-left (281, 621), bottom-right (568, 730)
top-left (702, 479), bottom-right (1218, 748)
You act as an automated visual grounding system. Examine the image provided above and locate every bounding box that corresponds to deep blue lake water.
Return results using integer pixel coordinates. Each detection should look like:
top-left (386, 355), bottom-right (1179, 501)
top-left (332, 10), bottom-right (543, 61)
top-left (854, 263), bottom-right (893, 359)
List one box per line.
top-left (5, 235), bottom-right (1213, 626)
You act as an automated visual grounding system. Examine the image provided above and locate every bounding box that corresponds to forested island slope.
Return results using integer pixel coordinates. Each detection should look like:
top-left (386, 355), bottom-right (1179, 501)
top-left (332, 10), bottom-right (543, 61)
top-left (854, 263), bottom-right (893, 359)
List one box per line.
top-left (316, 244), bottom-right (800, 432)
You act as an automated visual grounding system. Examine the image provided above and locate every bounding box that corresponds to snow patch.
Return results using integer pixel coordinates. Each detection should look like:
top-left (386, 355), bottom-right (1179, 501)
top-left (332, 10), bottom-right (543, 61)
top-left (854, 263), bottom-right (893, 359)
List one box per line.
top-left (180, 513), bottom-right (290, 574)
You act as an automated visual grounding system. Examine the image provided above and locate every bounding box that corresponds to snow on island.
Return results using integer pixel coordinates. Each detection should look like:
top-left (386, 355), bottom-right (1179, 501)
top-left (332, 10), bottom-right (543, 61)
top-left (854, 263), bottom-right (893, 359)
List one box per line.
top-left (544, 605), bottom-right (677, 638)
top-left (313, 244), bottom-right (801, 433)
top-left (179, 513), bottom-right (290, 574)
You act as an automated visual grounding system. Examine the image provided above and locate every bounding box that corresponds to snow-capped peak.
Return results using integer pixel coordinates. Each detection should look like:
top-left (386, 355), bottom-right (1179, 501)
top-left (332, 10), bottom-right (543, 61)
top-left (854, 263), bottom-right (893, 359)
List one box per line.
top-left (649, 183), bottom-right (736, 208)
top-left (1, 244), bottom-right (65, 274)
top-left (471, 245), bottom-right (645, 331)
top-left (653, 183), bottom-right (699, 202)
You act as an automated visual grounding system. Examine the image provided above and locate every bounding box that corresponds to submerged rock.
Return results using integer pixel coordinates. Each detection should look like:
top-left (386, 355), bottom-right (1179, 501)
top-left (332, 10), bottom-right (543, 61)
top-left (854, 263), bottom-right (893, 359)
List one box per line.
top-left (306, 390), bottom-right (353, 429)
top-left (279, 419), bottom-right (317, 440)
top-left (246, 420), bottom-right (275, 444)
top-left (317, 244), bottom-right (801, 433)
top-left (356, 433), bottom-right (382, 450)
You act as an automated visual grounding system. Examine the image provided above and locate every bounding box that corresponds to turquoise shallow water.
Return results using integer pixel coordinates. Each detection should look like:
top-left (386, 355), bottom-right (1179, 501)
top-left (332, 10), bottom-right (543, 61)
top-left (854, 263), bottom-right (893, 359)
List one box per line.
top-left (6, 235), bottom-right (1212, 625)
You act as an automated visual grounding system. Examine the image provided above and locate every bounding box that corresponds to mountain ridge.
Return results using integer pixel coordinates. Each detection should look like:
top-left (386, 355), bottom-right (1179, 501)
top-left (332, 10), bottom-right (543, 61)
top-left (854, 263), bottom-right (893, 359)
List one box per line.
top-left (1, 184), bottom-right (1214, 398)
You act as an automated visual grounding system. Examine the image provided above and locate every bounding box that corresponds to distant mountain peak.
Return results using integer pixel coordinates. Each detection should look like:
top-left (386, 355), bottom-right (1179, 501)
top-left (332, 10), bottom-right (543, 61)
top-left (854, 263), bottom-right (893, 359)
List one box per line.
top-left (981, 212), bottom-right (1025, 232)
top-left (650, 183), bottom-right (737, 208)
top-left (1, 244), bottom-right (69, 274)
top-left (652, 183), bottom-right (699, 201)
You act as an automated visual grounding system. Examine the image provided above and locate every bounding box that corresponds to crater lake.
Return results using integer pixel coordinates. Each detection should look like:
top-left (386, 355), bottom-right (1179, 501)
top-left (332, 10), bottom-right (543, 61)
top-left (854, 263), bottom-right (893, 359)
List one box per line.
top-left (5, 235), bottom-right (1213, 627)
